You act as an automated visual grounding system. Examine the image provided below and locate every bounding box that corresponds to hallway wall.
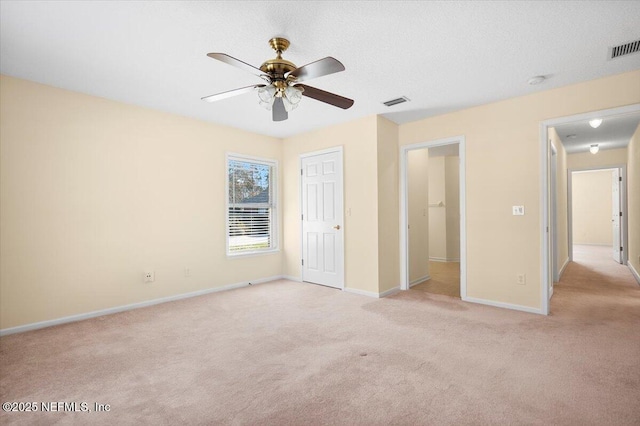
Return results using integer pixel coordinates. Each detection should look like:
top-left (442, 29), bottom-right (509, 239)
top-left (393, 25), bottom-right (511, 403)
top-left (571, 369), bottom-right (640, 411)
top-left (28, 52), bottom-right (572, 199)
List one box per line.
top-left (572, 170), bottom-right (614, 245)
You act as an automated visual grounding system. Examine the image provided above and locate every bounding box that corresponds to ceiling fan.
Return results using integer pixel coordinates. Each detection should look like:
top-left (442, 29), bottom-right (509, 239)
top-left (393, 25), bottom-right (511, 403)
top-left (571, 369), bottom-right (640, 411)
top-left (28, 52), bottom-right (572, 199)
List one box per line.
top-left (202, 37), bottom-right (354, 122)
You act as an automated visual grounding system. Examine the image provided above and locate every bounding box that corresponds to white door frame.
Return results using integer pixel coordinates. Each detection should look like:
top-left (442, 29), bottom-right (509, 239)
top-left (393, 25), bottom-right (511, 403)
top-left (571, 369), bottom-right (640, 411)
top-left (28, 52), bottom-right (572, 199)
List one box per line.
top-left (399, 135), bottom-right (467, 297)
top-left (567, 166), bottom-right (627, 263)
top-left (299, 146), bottom-right (345, 289)
top-left (539, 103), bottom-right (640, 315)
top-left (550, 142), bottom-right (559, 289)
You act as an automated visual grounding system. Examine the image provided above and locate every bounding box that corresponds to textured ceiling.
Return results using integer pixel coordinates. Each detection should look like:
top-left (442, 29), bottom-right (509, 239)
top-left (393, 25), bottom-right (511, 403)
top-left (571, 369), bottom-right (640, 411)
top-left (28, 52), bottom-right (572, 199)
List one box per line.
top-left (554, 112), bottom-right (640, 154)
top-left (1, 1), bottom-right (639, 138)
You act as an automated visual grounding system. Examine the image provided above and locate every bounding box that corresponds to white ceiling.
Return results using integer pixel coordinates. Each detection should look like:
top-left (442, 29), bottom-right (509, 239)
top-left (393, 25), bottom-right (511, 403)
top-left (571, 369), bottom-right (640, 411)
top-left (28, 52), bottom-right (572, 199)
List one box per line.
top-left (554, 112), bottom-right (640, 154)
top-left (1, 1), bottom-right (639, 138)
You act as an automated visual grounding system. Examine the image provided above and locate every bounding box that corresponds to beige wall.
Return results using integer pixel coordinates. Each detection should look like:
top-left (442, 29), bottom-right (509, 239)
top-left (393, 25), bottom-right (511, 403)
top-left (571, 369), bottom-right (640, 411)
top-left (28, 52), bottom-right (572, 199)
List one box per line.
top-left (428, 156), bottom-right (447, 259)
top-left (399, 70), bottom-right (640, 309)
top-left (572, 170), bottom-right (614, 245)
top-left (282, 116), bottom-right (400, 295)
top-left (549, 128), bottom-right (569, 277)
top-left (376, 117), bottom-right (400, 293)
top-left (0, 75), bottom-right (283, 329)
top-left (567, 148), bottom-right (627, 170)
top-left (627, 124), bottom-right (640, 278)
top-left (282, 116), bottom-right (380, 293)
top-left (445, 156), bottom-right (461, 261)
top-left (426, 155), bottom-right (460, 261)
top-left (408, 149), bottom-right (430, 283)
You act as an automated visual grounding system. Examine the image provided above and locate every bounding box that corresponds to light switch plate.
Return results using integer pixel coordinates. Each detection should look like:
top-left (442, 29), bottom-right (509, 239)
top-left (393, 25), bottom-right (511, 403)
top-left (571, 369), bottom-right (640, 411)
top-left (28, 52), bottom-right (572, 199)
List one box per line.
top-left (512, 206), bottom-right (525, 215)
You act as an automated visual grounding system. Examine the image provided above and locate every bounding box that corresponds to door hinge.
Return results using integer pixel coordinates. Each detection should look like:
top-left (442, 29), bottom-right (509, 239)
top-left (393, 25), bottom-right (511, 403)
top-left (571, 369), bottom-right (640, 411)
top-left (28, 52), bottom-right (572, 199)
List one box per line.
top-left (301, 169), bottom-right (303, 176)
top-left (619, 176), bottom-right (622, 182)
top-left (620, 247), bottom-right (623, 251)
top-left (620, 211), bottom-right (622, 217)
top-left (301, 259), bottom-right (304, 266)
top-left (301, 214), bottom-right (304, 220)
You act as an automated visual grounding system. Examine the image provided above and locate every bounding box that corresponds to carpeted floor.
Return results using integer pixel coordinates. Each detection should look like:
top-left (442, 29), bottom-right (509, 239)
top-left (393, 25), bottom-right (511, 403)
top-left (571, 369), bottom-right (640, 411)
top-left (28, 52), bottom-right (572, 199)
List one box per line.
top-left (411, 261), bottom-right (460, 298)
top-left (1, 245), bottom-right (639, 425)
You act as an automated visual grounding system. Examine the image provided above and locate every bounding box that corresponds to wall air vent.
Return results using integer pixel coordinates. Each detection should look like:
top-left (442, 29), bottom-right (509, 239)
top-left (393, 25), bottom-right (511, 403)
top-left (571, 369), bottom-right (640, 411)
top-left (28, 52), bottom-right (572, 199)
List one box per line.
top-left (608, 39), bottom-right (640, 60)
top-left (383, 96), bottom-right (410, 107)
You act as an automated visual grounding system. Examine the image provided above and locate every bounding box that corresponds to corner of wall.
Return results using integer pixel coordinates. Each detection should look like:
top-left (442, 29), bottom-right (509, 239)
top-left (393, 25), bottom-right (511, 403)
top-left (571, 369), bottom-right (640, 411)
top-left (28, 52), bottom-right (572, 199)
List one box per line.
top-left (376, 116), bottom-right (400, 293)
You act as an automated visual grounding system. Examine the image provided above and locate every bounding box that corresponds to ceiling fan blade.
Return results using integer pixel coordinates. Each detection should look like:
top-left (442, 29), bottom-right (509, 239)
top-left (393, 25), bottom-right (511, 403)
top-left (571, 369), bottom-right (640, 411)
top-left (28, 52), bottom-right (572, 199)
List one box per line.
top-left (286, 57), bottom-right (345, 83)
top-left (201, 85), bottom-right (265, 103)
top-left (272, 97), bottom-right (288, 122)
top-left (207, 53), bottom-right (268, 79)
top-left (296, 84), bottom-right (354, 109)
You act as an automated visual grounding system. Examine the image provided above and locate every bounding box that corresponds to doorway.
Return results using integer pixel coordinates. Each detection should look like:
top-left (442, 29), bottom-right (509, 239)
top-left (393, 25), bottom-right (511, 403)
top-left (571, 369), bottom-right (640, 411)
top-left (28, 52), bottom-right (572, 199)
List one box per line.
top-left (399, 136), bottom-right (467, 298)
top-left (541, 103), bottom-right (640, 314)
top-left (568, 167), bottom-right (626, 265)
top-left (300, 147), bottom-right (345, 289)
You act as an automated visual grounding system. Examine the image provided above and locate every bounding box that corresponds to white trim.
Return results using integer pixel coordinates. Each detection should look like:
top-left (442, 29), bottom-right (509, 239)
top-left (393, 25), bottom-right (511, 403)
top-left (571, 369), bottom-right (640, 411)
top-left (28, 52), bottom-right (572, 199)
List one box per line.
top-left (299, 146), bottom-right (344, 159)
top-left (428, 257), bottom-right (460, 262)
top-left (540, 121), bottom-right (550, 315)
top-left (399, 135), bottom-right (467, 300)
top-left (567, 165), bottom-right (628, 263)
top-left (410, 274), bottom-right (431, 287)
top-left (343, 286), bottom-right (401, 298)
top-left (299, 146), bottom-right (345, 290)
top-left (343, 287), bottom-right (381, 298)
top-left (628, 262), bottom-right (640, 285)
top-left (380, 286), bottom-right (401, 297)
top-left (540, 103), bottom-right (640, 316)
top-left (462, 296), bottom-right (544, 315)
top-left (226, 152), bottom-right (279, 257)
top-left (558, 257), bottom-right (570, 279)
top-left (0, 275), bottom-right (285, 336)
top-left (282, 275), bottom-right (302, 282)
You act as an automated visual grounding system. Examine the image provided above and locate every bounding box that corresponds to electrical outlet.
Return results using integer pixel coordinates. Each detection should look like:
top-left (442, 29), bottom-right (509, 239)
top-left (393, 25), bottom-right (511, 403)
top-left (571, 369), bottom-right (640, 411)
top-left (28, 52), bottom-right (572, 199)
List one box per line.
top-left (144, 271), bottom-right (155, 283)
top-left (184, 267), bottom-right (190, 277)
top-left (517, 273), bottom-right (526, 285)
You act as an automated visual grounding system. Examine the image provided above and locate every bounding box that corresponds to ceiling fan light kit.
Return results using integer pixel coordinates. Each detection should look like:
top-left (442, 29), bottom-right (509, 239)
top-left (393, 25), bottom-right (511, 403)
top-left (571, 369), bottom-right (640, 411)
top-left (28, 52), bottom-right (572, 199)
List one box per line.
top-left (202, 37), bottom-right (354, 122)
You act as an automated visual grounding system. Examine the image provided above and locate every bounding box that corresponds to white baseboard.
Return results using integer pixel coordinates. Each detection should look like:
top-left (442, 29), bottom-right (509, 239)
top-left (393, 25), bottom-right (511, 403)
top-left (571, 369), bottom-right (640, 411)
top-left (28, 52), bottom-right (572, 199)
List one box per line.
top-left (0, 275), bottom-right (285, 336)
top-left (628, 262), bottom-right (640, 285)
top-left (282, 275), bottom-right (302, 282)
top-left (344, 286), bottom-right (401, 298)
top-left (379, 286), bottom-right (401, 297)
top-left (428, 257), bottom-right (460, 262)
top-left (343, 287), bottom-right (380, 298)
top-left (462, 296), bottom-right (544, 315)
top-left (410, 275), bottom-right (431, 287)
top-left (558, 257), bottom-right (570, 279)
top-left (549, 285), bottom-right (554, 299)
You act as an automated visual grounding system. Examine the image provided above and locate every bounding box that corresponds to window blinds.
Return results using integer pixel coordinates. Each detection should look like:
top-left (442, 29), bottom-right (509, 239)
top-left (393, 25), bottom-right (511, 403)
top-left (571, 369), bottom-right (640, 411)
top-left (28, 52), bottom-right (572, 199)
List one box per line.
top-left (228, 158), bottom-right (274, 253)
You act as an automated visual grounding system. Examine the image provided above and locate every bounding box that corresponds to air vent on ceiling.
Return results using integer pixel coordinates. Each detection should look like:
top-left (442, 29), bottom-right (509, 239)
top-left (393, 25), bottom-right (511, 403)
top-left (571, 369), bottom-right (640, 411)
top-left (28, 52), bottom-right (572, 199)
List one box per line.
top-left (383, 96), bottom-right (410, 107)
top-left (608, 39), bottom-right (640, 60)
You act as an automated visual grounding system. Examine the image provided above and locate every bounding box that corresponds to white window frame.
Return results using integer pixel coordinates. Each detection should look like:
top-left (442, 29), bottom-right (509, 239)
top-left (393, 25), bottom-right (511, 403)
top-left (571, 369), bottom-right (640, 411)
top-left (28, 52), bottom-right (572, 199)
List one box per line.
top-left (226, 153), bottom-right (278, 257)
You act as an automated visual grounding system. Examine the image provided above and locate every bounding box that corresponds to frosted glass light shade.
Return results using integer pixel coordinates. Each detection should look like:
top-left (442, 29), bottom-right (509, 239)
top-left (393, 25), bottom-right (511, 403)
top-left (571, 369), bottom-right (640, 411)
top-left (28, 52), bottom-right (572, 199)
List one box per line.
top-left (589, 144), bottom-right (599, 154)
top-left (282, 86), bottom-right (303, 112)
top-left (257, 86), bottom-right (276, 110)
top-left (589, 118), bottom-right (603, 128)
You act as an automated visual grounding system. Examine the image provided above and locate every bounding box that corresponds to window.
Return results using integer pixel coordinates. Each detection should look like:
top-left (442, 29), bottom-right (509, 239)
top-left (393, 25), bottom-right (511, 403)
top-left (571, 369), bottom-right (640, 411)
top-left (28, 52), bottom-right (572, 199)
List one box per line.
top-left (227, 154), bottom-right (277, 255)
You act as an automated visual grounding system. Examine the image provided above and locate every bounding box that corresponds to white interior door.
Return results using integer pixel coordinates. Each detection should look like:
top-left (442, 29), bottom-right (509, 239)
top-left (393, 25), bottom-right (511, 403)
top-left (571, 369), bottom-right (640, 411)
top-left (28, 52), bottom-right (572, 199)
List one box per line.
top-left (301, 150), bottom-right (344, 289)
top-left (612, 168), bottom-right (622, 264)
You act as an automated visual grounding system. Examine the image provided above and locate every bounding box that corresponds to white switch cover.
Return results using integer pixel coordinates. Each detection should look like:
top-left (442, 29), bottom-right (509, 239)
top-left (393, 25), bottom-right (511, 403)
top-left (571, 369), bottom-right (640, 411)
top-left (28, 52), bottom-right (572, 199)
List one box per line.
top-left (512, 206), bottom-right (525, 215)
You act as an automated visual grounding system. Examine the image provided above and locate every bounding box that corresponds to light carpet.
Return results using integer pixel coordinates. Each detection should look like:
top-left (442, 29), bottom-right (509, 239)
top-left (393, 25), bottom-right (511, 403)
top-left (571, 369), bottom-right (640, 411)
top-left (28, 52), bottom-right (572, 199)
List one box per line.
top-left (1, 245), bottom-right (639, 425)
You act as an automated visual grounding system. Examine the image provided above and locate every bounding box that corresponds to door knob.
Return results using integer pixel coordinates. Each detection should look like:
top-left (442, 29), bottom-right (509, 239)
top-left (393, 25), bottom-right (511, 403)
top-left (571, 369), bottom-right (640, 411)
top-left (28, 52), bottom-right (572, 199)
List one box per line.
top-left (333, 225), bottom-right (341, 230)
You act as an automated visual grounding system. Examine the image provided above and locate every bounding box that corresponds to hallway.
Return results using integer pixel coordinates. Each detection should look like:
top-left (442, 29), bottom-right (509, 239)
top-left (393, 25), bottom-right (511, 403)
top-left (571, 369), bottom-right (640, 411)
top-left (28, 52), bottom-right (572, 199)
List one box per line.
top-left (551, 244), bottom-right (640, 319)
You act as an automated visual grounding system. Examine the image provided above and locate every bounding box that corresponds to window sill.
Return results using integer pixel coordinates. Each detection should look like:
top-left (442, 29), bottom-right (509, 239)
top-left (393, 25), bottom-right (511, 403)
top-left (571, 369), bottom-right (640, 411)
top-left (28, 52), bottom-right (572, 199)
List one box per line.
top-left (227, 248), bottom-right (280, 259)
